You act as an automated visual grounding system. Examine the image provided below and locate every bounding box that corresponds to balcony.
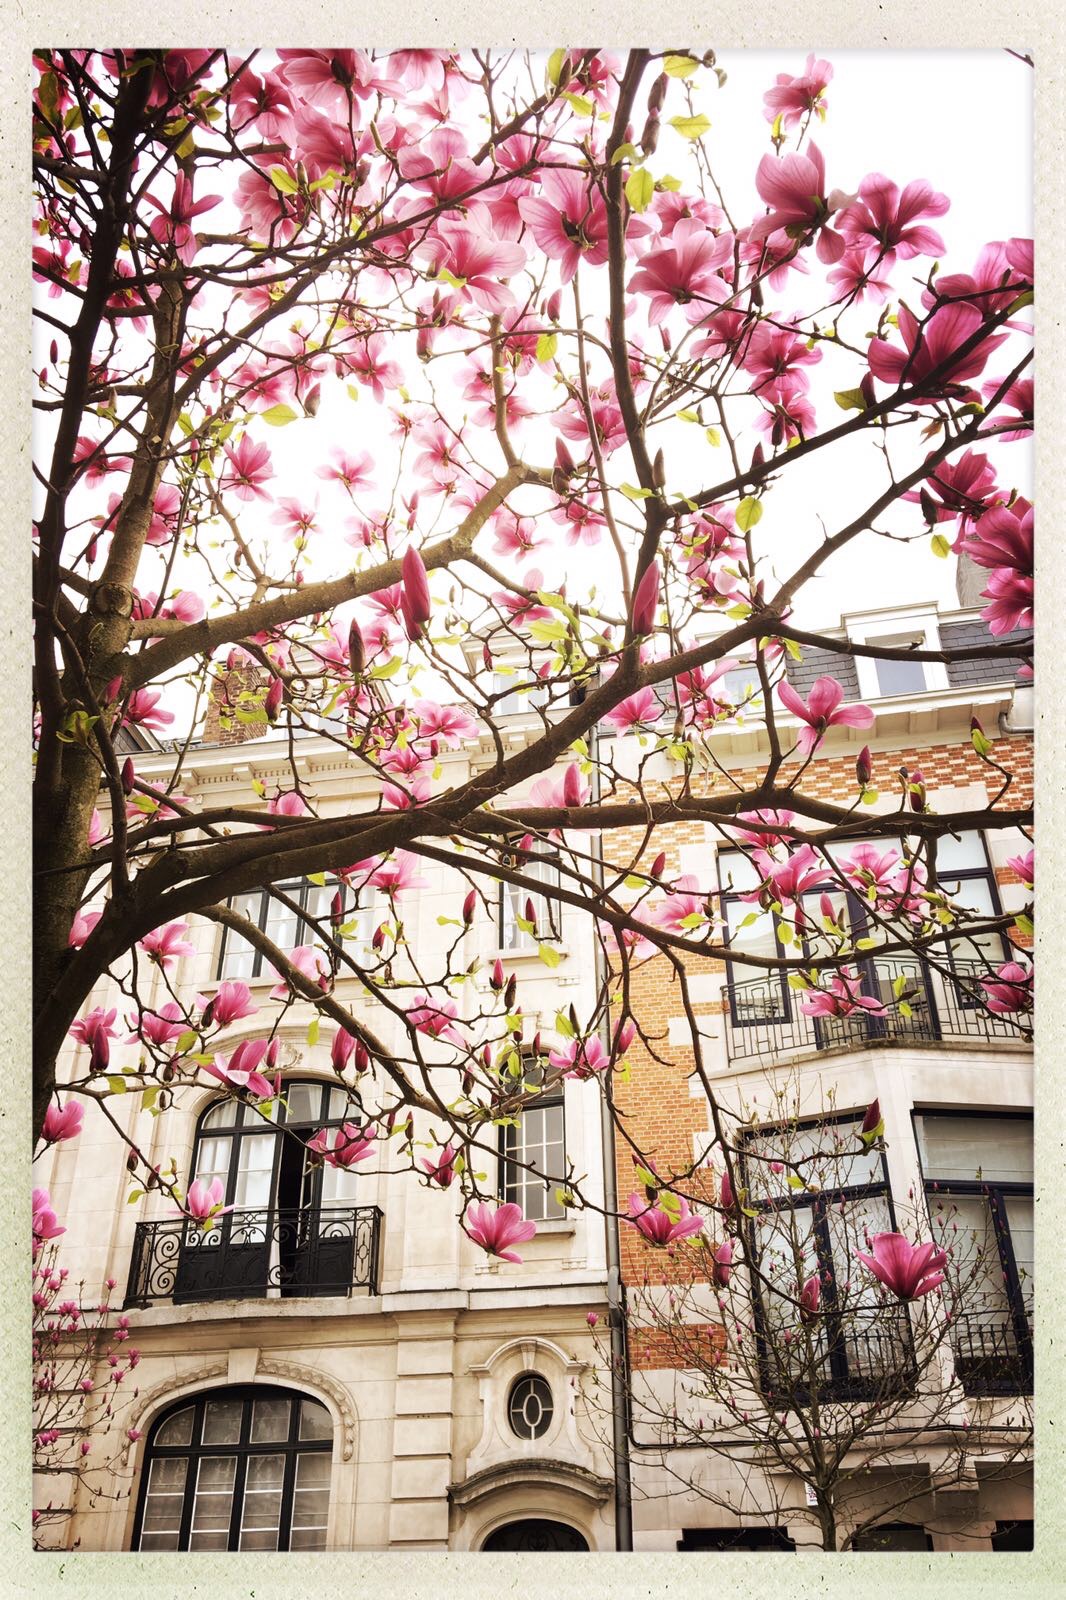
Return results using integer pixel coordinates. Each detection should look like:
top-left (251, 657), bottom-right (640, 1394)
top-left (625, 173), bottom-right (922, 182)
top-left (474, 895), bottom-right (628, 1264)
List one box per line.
top-left (951, 1309), bottom-right (1033, 1397)
top-left (760, 1307), bottom-right (915, 1405)
top-left (124, 1205), bottom-right (383, 1309)
top-left (725, 957), bottom-right (1029, 1068)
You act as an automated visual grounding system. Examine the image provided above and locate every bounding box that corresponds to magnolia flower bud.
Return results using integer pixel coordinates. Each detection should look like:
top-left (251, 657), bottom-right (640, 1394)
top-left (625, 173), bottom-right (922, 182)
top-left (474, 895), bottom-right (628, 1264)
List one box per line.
top-left (587, 1310), bottom-right (599, 1327)
top-left (650, 850), bottom-right (667, 880)
top-left (348, 620), bottom-right (366, 679)
top-left (524, 897), bottom-right (537, 931)
top-left (860, 370), bottom-right (876, 409)
top-left (265, 1038), bottom-right (280, 1070)
top-left (120, 757), bottom-right (135, 796)
top-left (103, 675), bottom-right (122, 704)
top-left (462, 888), bottom-right (477, 924)
top-left (856, 745), bottom-right (873, 788)
top-left (563, 763), bottom-right (582, 807)
top-left (490, 958), bottom-right (505, 991)
top-left (354, 1042), bottom-right (370, 1073)
top-left (302, 383), bottom-right (321, 418)
top-left (639, 115), bottom-right (659, 156)
top-left (615, 1019), bottom-right (636, 1054)
top-left (482, 641), bottom-right (493, 672)
top-left (920, 487), bottom-right (939, 525)
top-left (555, 436), bottom-right (575, 474)
top-left (401, 545), bottom-right (431, 626)
top-left (49, 339), bottom-right (58, 365)
top-left (331, 891), bottom-right (344, 927)
top-left (544, 289), bottom-right (562, 322)
top-left (372, 924), bottom-right (386, 952)
top-left (504, 974), bottom-right (518, 1010)
top-left (264, 676), bottom-right (284, 723)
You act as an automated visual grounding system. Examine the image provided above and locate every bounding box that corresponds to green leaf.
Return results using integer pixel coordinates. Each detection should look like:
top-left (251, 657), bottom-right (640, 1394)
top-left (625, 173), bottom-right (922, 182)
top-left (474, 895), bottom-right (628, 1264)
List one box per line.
top-left (535, 331), bottom-right (558, 363)
top-left (855, 937), bottom-right (879, 951)
top-left (834, 387), bottom-right (867, 412)
top-left (897, 1001), bottom-right (913, 1019)
top-left (861, 788), bottom-right (880, 805)
top-left (624, 875), bottom-right (647, 890)
top-left (656, 174), bottom-right (683, 191)
top-left (786, 1173), bottom-right (805, 1190)
top-left (106, 1075), bottom-right (127, 1095)
top-left (625, 166), bottom-right (655, 214)
top-left (1006, 288), bottom-right (1033, 314)
top-left (547, 48), bottom-right (568, 87)
top-left (307, 872), bottom-right (327, 887)
top-left (127, 1189), bottom-right (144, 1204)
top-left (562, 91), bottom-right (594, 117)
top-left (260, 403), bottom-right (299, 427)
top-left (539, 943), bottom-right (562, 968)
top-left (528, 618), bottom-right (569, 643)
top-left (787, 972), bottom-right (811, 990)
top-left (706, 426), bottom-right (721, 447)
top-left (268, 165), bottom-right (300, 195)
top-left (555, 1188), bottom-right (574, 1208)
top-left (678, 912), bottom-right (705, 930)
top-left (610, 141), bottom-right (639, 166)
top-left (556, 1009), bottom-right (576, 1039)
top-left (1014, 911), bottom-right (1034, 937)
top-left (676, 408), bottom-right (700, 424)
top-left (735, 496), bottom-right (763, 531)
top-left (370, 656), bottom-right (402, 679)
top-left (972, 727), bottom-right (993, 757)
top-left (307, 1016), bottom-right (320, 1046)
top-left (620, 482), bottom-right (655, 501)
top-left (668, 113), bottom-right (712, 140)
top-left (771, 112), bottom-right (785, 141)
top-left (664, 53), bottom-right (701, 78)
top-left (930, 532), bottom-right (951, 559)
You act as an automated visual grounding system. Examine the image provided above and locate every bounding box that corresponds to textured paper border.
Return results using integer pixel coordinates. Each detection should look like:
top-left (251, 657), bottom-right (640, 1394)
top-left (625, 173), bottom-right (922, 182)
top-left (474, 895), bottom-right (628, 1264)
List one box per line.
top-left (5, 8), bottom-right (1063, 1597)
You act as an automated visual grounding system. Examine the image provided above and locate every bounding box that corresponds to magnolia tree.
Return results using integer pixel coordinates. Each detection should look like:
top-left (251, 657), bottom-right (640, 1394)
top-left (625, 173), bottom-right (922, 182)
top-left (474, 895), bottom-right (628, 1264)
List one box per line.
top-left (584, 1095), bottom-right (1034, 1550)
top-left (34, 49), bottom-right (1033, 1292)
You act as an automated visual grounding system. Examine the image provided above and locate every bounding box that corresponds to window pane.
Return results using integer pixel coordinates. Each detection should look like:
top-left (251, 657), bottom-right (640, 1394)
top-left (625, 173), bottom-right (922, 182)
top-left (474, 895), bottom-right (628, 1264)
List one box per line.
top-left (945, 1193), bottom-right (1012, 1318)
top-left (202, 1102), bottom-right (240, 1132)
top-left (321, 1161), bottom-right (361, 1208)
top-left (155, 1406), bottom-right (196, 1448)
top-left (284, 1083), bottom-right (324, 1125)
top-left (219, 891), bottom-right (262, 980)
top-left (931, 832), bottom-right (988, 874)
top-left (718, 851), bottom-right (762, 893)
top-left (194, 1136), bottom-right (232, 1195)
top-left (239, 1452), bottom-right (285, 1550)
top-left (1005, 1194), bottom-right (1034, 1311)
top-left (874, 656), bottom-right (927, 697)
top-left (915, 1115), bottom-right (1033, 1185)
top-left (291, 1452), bottom-right (331, 1549)
top-left (250, 1397), bottom-right (291, 1443)
top-left (298, 1400), bottom-right (333, 1442)
top-left (752, 1121), bottom-right (883, 1198)
top-left (503, 1102), bottom-right (565, 1221)
top-left (234, 1135), bottom-right (275, 1210)
top-left (202, 1400), bottom-right (244, 1446)
top-left (301, 881), bottom-right (334, 926)
top-left (189, 1455), bottom-right (236, 1550)
top-left (853, 1525), bottom-right (930, 1551)
top-left (262, 895), bottom-right (299, 954)
top-left (139, 1456), bottom-right (189, 1549)
top-left (938, 876), bottom-right (1005, 963)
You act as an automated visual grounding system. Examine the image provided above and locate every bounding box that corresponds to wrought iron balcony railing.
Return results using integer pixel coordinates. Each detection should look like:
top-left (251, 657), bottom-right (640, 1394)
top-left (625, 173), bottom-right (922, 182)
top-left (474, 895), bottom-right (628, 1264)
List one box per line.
top-left (759, 1306), bottom-right (915, 1405)
top-left (951, 1308), bottom-right (1033, 1397)
top-left (124, 1205), bottom-right (383, 1308)
top-left (725, 956), bottom-right (1029, 1068)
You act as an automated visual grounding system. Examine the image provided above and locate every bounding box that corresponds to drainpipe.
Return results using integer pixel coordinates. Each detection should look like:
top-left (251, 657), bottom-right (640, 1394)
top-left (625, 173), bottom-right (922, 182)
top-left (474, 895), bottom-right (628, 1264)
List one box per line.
top-left (586, 708), bottom-right (634, 1550)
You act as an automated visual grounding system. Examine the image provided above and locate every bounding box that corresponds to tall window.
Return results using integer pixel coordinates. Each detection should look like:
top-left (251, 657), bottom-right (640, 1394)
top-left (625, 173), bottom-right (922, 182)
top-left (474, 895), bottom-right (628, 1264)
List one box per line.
top-left (167, 1081), bottom-right (375, 1302)
top-left (499, 1060), bottom-right (566, 1222)
top-left (217, 878), bottom-right (375, 980)
top-left (498, 843), bottom-right (561, 952)
top-left (135, 1387), bottom-right (332, 1551)
top-left (492, 670), bottom-right (551, 717)
top-left (743, 1116), bottom-right (909, 1400)
top-left (914, 1111), bottom-right (1033, 1394)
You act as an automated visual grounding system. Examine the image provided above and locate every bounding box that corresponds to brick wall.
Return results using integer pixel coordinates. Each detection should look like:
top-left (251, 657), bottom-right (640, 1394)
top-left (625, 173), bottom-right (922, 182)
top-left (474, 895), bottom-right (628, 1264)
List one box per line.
top-left (200, 665), bottom-right (269, 746)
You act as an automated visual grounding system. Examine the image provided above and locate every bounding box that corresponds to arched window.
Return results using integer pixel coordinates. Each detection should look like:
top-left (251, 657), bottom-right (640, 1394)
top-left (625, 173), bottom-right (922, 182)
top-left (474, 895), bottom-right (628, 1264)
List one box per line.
top-left (126, 1081), bottom-right (381, 1306)
top-left (134, 1386), bottom-right (332, 1552)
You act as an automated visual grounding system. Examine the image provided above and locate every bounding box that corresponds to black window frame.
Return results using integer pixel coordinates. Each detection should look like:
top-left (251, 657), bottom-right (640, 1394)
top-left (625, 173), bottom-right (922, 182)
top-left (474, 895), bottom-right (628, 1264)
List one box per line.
top-left (496, 842), bottom-right (562, 953)
top-left (913, 1108), bottom-right (1033, 1396)
top-left (497, 1056), bottom-right (567, 1222)
top-left (677, 1526), bottom-right (796, 1551)
top-left (851, 1522), bottom-right (933, 1552)
top-left (132, 1385), bottom-right (333, 1553)
top-left (506, 1372), bottom-right (555, 1441)
top-left (216, 875), bottom-right (370, 981)
top-left (741, 1112), bottom-right (913, 1404)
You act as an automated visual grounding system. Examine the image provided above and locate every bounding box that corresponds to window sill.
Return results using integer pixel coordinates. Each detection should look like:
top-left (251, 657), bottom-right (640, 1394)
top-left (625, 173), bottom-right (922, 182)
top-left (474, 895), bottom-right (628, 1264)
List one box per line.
top-left (491, 945), bottom-right (569, 963)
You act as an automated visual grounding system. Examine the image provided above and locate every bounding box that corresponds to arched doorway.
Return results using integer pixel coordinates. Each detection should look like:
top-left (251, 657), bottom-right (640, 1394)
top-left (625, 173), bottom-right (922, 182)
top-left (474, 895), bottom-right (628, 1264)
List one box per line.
top-left (482, 1518), bottom-right (589, 1551)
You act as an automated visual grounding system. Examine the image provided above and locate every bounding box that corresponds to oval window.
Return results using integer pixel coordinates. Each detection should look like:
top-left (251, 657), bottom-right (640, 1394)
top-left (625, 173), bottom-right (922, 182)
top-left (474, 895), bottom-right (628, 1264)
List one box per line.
top-left (507, 1372), bottom-right (553, 1441)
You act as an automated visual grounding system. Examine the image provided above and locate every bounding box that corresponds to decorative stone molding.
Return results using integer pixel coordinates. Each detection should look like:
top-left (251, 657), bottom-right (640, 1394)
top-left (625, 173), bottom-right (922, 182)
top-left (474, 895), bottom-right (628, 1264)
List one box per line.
top-left (466, 1336), bottom-right (593, 1476)
top-left (120, 1362), bottom-right (228, 1462)
top-left (449, 1457), bottom-right (613, 1509)
top-left (255, 1355), bottom-right (358, 1460)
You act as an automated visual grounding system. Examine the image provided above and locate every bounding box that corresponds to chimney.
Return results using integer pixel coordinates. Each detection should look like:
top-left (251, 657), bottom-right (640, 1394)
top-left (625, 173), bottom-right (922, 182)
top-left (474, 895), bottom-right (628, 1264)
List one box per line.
top-left (201, 663), bottom-right (270, 746)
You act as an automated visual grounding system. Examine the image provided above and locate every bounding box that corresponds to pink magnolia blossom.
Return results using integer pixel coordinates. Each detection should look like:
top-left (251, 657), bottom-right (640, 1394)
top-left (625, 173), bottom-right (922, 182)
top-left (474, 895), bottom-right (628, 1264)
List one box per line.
top-left (737, 320), bottom-right (823, 392)
top-left (268, 944), bottom-right (331, 999)
top-left (627, 219), bottom-right (733, 324)
top-left (138, 921), bottom-right (196, 970)
top-left (777, 675), bottom-right (874, 755)
top-left (979, 961), bottom-right (1033, 1014)
top-left (317, 449), bottom-right (375, 493)
top-left (144, 171), bottom-right (221, 266)
top-left (345, 333), bottom-right (403, 402)
top-left (799, 1274), bottom-right (821, 1320)
top-left (837, 174), bottom-right (949, 263)
top-left (220, 436), bottom-right (274, 501)
top-left (68, 907), bottom-right (102, 948)
top-left (959, 497), bottom-right (1033, 635)
top-left (854, 1233), bottom-right (948, 1299)
top-left (519, 169), bottom-right (609, 284)
top-left (1007, 848), bottom-right (1034, 890)
top-left (631, 560), bottom-right (660, 635)
top-left (180, 1177), bottom-right (234, 1223)
top-left (762, 53), bottom-right (833, 129)
top-left (122, 687), bottom-right (175, 732)
top-left (799, 968), bottom-right (887, 1019)
top-left (491, 510), bottom-right (542, 562)
top-left (275, 48), bottom-right (379, 115)
top-left (712, 1238), bottom-right (734, 1288)
top-left (267, 791), bottom-right (310, 819)
top-left (69, 1006), bottom-right (118, 1050)
top-left (903, 449), bottom-right (999, 527)
top-left (40, 1100), bottom-right (84, 1144)
top-left (749, 143), bottom-right (852, 264)
top-left (307, 1123), bottom-right (375, 1169)
top-left (204, 1038), bottom-right (276, 1099)
top-left (370, 850), bottom-right (429, 898)
top-left (653, 875), bottom-right (714, 936)
top-left (132, 1002), bottom-right (188, 1048)
top-left (742, 843), bottom-right (830, 907)
top-left (603, 686), bottom-right (663, 733)
top-left (408, 995), bottom-right (465, 1047)
top-left (867, 302), bottom-right (1007, 396)
top-left (33, 1189), bottom-right (65, 1251)
top-left (465, 1201), bottom-right (538, 1263)
top-left (206, 980), bottom-right (257, 1028)
top-left (412, 699), bottom-right (480, 747)
top-left (420, 220), bottom-right (527, 313)
top-left (627, 1194), bottom-right (705, 1247)
top-left (421, 1144), bottom-right (458, 1187)
top-left (548, 1035), bottom-right (610, 1081)
top-left (931, 240), bottom-right (1032, 317)
top-left (841, 842), bottom-right (902, 893)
